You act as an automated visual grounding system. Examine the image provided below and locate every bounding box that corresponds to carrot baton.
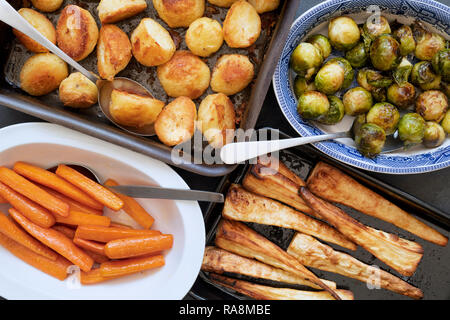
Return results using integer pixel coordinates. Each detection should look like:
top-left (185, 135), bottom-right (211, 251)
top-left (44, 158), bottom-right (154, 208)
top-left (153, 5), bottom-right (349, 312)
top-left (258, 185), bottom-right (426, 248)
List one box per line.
top-left (100, 254), bottom-right (165, 277)
top-left (0, 212), bottom-right (57, 260)
top-left (73, 237), bottom-right (106, 256)
top-left (55, 165), bottom-right (124, 211)
top-left (0, 232), bottom-right (71, 281)
top-left (104, 234), bottom-right (173, 259)
top-left (0, 181), bottom-right (55, 228)
top-left (0, 194), bottom-right (6, 203)
top-left (80, 268), bottom-right (119, 285)
top-left (54, 210), bottom-right (111, 227)
top-left (52, 225), bottom-right (76, 239)
top-left (43, 186), bottom-right (103, 216)
top-left (13, 162), bottom-right (103, 210)
top-left (9, 208), bottom-right (94, 272)
top-left (75, 225), bottom-right (161, 243)
top-left (110, 222), bottom-right (133, 229)
top-left (85, 251), bottom-right (110, 264)
top-left (0, 167), bottom-right (69, 217)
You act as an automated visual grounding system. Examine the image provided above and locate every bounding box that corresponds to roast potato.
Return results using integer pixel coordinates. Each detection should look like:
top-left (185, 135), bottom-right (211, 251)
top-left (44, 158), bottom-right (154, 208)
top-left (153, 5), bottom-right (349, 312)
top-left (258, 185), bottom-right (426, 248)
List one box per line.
top-left (97, 0), bottom-right (148, 24)
top-left (109, 89), bottom-right (165, 128)
top-left (98, 25), bottom-right (132, 81)
top-left (59, 72), bottom-right (98, 108)
top-left (30, 0), bottom-right (63, 12)
top-left (207, 0), bottom-right (239, 7)
top-left (152, 0), bottom-right (205, 28)
top-left (198, 93), bottom-right (236, 147)
top-left (131, 18), bottom-right (176, 67)
top-left (247, 0), bottom-right (280, 13)
top-left (155, 96), bottom-right (197, 146)
top-left (157, 50), bottom-right (210, 99)
top-left (185, 17), bottom-right (223, 57)
top-left (211, 54), bottom-right (254, 95)
top-left (56, 5), bottom-right (99, 61)
top-left (20, 53), bottom-right (69, 96)
top-left (223, 0), bottom-right (261, 48)
top-left (13, 8), bottom-right (56, 53)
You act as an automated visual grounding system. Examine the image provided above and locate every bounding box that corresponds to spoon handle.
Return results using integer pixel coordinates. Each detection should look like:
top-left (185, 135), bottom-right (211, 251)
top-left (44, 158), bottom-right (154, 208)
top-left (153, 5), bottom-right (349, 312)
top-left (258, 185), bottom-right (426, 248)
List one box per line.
top-left (220, 131), bottom-right (350, 164)
top-left (0, 0), bottom-right (98, 83)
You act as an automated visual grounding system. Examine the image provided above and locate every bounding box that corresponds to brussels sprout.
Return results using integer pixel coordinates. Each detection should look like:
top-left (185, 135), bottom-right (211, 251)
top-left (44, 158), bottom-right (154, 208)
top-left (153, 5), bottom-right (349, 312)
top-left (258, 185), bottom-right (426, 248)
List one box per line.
top-left (356, 68), bottom-right (375, 91)
top-left (441, 110), bottom-right (450, 133)
top-left (419, 74), bottom-right (442, 90)
top-left (314, 62), bottom-right (345, 95)
top-left (293, 76), bottom-right (316, 99)
top-left (372, 87), bottom-right (387, 102)
top-left (411, 61), bottom-right (439, 88)
top-left (370, 34), bottom-right (402, 71)
top-left (351, 114), bottom-right (366, 138)
top-left (432, 49), bottom-right (450, 82)
top-left (297, 91), bottom-right (330, 120)
top-left (328, 17), bottom-right (360, 51)
top-left (393, 25), bottom-right (416, 56)
top-left (354, 123), bottom-right (386, 158)
top-left (290, 42), bottom-right (323, 80)
top-left (363, 15), bottom-right (391, 40)
top-left (393, 57), bottom-right (413, 86)
top-left (356, 68), bottom-right (388, 102)
top-left (306, 34), bottom-right (332, 59)
top-left (413, 22), bottom-right (446, 61)
top-left (366, 102), bottom-right (400, 135)
top-left (366, 69), bottom-right (393, 88)
top-left (325, 57), bottom-right (354, 89)
top-left (343, 87), bottom-right (373, 116)
top-left (442, 82), bottom-right (450, 99)
top-left (387, 82), bottom-right (416, 109)
top-left (398, 113), bottom-right (426, 145)
top-left (416, 90), bottom-right (448, 122)
top-left (345, 42), bottom-right (369, 68)
top-left (317, 95), bottom-right (345, 125)
top-left (423, 121), bottom-right (446, 148)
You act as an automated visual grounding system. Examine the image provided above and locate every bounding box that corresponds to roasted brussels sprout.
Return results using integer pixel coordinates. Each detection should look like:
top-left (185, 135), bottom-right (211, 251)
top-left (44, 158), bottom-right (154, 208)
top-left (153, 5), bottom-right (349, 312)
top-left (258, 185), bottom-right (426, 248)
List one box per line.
top-left (363, 15), bottom-right (391, 40)
top-left (354, 123), bottom-right (386, 158)
top-left (328, 16), bottom-right (360, 51)
top-left (411, 61), bottom-right (441, 90)
top-left (306, 34), bottom-right (332, 59)
top-left (317, 95), bottom-right (345, 125)
top-left (351, 113), bottom-right (366, 138)
top-left (356, 68), bottom-right (375, 91)
top-left (345, 42), bottom-right (368, 68)
top-left (370, 34), bottom-right (401, 71)
top-left (416, 90), bottom-right (448, 122)
top-left (387, 82), bottom-right (416, 109)
top-left (366, 102), bottom-right (400, 135)
top-left (423, 121), bottom-right (446, 148)
top-left (366, 69), bottom-right (393, 88)
top-left (314, 61), bottom-right (345, 95)
top-left (290, 42), bottom-right (323, 80)
top-left (393, 57), bottom-right (413, 86)
top-left (371, 87), bottom-right (387, 102)
top-left (398, 113), bottom-right (426, 145)
top-left (432, 49), bottom-right (450, 82)
top-left (441, 110), bottom-right (450, 134)
top-left (413, 22), bottom-right (446, 61)
top-left (356, 68), bottom-right (388, 102)
top-left (393, 25), bottom-right (416, 56)
top-left (297, 91), bottom-right (330, 120)
top-left (293, 75), bottom-right (315, 99)
top-left (325, 57), bottom-right (354, 89)
top-left (343, 87), bottom-right (373, 116)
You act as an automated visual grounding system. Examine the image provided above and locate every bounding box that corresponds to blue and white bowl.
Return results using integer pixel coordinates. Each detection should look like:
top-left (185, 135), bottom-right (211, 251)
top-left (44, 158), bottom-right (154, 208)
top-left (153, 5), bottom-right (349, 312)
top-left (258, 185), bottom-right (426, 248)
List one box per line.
top-left (273, 0), bottom-right (450, 174)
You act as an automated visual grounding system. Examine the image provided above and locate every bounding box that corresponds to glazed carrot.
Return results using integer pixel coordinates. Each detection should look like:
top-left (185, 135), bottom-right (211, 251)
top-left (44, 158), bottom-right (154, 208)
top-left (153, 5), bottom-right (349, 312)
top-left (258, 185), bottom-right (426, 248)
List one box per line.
top-left (100, 254), bottom-right (165, 278)
top-left (0, 167), bottom-right (69, 217)
top-left (55, 165), bottom-right (124, 211)
top-left (0, 212), bottom-right (57, 260)
top-left (85, 251), bottom-right (110, 264)
top-left (75, 225), bottom-right (161, 243)
top-left (73, 237), bottom-right (106, 256)
top-left (0, 232), bottom-right (71, 281)
top-left (13, 162), bottom-right (103, 210)
top-left (0, 194), bottom-right (6, 203)
top-left (54, 210), bottom-right (111, 227)
top-left (104, 234), bottom-right (173, 259)
top-left (52, 225), bottom-right (76, 239)
top-left (43, 186), bottom-right (104, 216)
top-left (81, 268), bottom-right (119, 285)
top-left (105, 179), bottom-right (154, 229)
top-left (110, 222), bottom-right (132, 229)
top-left (9, 208), bottom-right (94, 272)
top-left (0, 181), bottom-right (55, 228)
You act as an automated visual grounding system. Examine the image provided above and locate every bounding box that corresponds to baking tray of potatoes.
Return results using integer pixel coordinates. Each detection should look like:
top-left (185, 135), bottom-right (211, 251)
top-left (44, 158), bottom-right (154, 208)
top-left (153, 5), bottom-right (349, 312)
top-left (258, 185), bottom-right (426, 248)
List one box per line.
top-left (0, 0), bottom-right (299, 177)
top-left (190, 129), bottom-right (450, 300)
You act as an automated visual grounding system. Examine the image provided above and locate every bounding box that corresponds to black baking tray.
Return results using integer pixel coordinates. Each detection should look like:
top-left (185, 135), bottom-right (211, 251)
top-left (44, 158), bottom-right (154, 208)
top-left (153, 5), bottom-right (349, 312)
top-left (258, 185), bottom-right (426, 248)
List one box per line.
top-left (0, 0), bottom-right (299, 177)
top-left (189, 128), bottom-right (450, 300)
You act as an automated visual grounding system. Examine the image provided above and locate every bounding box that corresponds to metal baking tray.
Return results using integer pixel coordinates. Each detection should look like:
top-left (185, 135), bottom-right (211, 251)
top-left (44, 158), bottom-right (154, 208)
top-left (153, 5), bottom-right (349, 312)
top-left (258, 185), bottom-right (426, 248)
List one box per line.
top-left (0, 0), bottom-right (299, 177)
top-left (189, 129), bottom-right (450, 300)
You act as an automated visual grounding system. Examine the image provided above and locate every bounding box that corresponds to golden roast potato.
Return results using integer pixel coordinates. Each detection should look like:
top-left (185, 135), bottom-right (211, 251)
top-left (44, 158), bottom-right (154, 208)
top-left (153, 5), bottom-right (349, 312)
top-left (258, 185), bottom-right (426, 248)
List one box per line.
top-left (13, 8), bottom-right (56, 53)
top-left (109, 89), bottom-right (165, 128)
top-left (59, 72), bottom-right (98, 108)
top-left (198, 93), bottom-right (236, 148)
top-left (131, 18), bottom-right (176, 67)
top-left (30, 0), bottom-right (63, 12)
top-left (56, 5), bottom-right (99, 62)
top-left (211, 54), bottom-right (254, 95)
top-left (223, 0), bottom-right (261, 48)
top-left (155, 96), bottom-right (197, 146)
top-left (152, 0), bottom-right (205, 28)
top-left (20, 53), bottom-right (69, 96)
top-left (97, 0), bottom-right (148, 24)
top-left (98, 25), bottom-right (132, 81)
top-left (185, 17), bottom-right (223, 57)
top-left (157, 50), bottom-right (211, 99)
top-left (247, 0), bottom-right (280, 13)
top-left (207, 0), bottom-right (240, 7)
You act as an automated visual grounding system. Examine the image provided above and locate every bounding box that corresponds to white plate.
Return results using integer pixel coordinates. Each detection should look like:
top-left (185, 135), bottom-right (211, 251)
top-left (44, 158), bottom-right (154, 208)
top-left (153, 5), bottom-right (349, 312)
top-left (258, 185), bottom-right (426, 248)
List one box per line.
top-left (0, 122), bottom-right (205, 300)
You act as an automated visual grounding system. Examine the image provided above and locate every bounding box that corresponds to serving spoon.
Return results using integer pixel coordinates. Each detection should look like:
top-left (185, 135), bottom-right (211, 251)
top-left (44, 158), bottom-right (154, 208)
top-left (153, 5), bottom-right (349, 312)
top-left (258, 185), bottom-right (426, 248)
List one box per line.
top-left (0, 0), bottom-right (156, 136)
